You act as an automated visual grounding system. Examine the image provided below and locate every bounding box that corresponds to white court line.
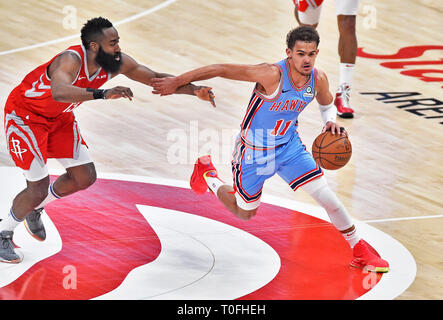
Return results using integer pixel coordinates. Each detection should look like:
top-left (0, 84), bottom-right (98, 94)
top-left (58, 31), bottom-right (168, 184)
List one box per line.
top-left (0, 0), bottom-right (177, 56)
top-left (362, 214), bottom-right (443, 223)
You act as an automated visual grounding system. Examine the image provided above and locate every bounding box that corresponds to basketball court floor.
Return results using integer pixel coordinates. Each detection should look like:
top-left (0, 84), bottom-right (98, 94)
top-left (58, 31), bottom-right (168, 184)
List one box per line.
top-left (0, 0), bottom-right (441, 300)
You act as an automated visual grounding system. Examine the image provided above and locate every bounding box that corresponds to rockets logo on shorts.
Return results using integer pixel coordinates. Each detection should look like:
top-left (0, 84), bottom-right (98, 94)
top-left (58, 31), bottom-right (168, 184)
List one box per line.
top-left (9, 137), bottom-right (27, 161)
top-left (4, 109), bottom-right (86, 171)
top-left (6, 130), bottom-right (42, 170)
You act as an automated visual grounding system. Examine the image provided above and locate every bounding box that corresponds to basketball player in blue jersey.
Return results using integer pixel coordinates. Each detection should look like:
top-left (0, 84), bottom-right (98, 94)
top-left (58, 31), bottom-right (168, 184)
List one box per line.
top-left (151, 26), bottom-right (389, 273)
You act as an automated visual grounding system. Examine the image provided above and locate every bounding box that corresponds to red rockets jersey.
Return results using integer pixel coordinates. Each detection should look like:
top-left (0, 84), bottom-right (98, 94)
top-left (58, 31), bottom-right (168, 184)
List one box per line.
top-left (10, 45), bottom-right (110, 118)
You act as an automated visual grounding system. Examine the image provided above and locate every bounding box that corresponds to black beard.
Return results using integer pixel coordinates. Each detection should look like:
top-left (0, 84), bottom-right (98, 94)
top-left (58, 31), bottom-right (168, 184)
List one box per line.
top-left (95, 46), bottom-right (122, 74)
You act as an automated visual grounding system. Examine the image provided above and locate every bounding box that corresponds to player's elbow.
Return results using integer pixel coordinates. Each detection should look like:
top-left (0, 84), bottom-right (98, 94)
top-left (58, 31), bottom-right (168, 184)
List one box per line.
top-left (52, 95), bottom-right (64, 102)
top-left (51, 87), bottom-right (62, 101)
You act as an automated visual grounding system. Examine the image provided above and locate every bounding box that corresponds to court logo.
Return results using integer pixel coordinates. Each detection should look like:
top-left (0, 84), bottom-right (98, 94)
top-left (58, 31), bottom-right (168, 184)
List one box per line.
top-left (10, 137), bottom-right (27, 161)
top-left (357, 45), bottom-right (443, 89)
top-left (0, 168), bottom-right (415, 300)
top-left (360, 91), bottom-right (443, 125)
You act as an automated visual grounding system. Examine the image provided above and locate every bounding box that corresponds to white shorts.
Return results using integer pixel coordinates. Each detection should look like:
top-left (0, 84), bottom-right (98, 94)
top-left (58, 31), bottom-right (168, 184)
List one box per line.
top-left (298, 0), bottom-right (360, 25)
top-left (24, 144), bottom-right (93, 181)
top-left (335, 0), bottom-right (359, 15)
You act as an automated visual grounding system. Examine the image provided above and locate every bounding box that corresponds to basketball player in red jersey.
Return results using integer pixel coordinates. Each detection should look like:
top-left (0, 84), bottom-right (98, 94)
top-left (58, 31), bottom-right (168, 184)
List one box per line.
top-left (1, 17), bottom-right (214, 263)
top-left (293, 0), bottom-right (359, 118)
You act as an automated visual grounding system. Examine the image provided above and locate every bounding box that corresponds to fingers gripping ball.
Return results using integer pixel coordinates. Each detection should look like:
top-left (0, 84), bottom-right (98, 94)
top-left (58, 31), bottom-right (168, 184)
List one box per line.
top-left (312, 130), bottom-right (352, 170)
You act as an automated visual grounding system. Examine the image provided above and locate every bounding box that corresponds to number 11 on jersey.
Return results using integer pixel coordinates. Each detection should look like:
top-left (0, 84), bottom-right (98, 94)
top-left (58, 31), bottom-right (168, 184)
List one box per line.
top-left (271, 119), bottom-right (293, 136)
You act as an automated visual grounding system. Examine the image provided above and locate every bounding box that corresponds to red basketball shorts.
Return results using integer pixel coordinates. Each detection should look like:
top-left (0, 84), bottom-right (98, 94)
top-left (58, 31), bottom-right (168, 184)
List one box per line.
top-left (4, 94), bottom-right (87, 172)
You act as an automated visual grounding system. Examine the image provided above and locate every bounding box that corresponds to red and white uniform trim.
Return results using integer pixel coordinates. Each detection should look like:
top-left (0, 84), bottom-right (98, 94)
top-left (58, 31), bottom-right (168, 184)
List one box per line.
top-left (3, 44), bottom-right (110, 171)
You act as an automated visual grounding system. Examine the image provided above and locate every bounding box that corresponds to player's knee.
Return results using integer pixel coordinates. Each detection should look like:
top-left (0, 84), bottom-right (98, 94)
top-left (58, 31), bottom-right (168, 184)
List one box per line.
top-left (70, 163), bottom-right (97, 190)
top-left (76, 170), bottom-right (96, 190)
top-left (78, 177), bottom-right (96, 190)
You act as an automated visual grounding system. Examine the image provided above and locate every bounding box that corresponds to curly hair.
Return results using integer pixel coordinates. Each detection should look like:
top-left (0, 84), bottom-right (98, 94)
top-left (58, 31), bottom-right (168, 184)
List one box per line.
top-left (80, 17), bottom-right (113, 49)
top-left (286, 26), bottom-right (320, 49)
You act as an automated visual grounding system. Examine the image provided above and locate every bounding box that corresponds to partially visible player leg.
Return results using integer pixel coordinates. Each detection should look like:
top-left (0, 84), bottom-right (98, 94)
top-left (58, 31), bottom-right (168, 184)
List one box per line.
top-left (337, 15), bottom-right (357, 72)
top-left (334, 0), bottom-right (360, 118)
top-left (24, 144), bottom-right (96, 240)
top-left (0, 164), bottom-right (50, 262)
top-left (278, 142), bottom-right (389, 272)
top-left (2, 107), bottom-right (51, 260)
top-left (52, 161), bottom-right (97, 197)
top-left (26, 112), bottom-right (96, 241)
top-left (300, 176), bottom-right (359, 246)
top-left (3, 109), bottom-right (96, 246)
top-left (216, 185), bottom-right (258, 221)
top-left (300, 176), bottom-right (389, 272)
top-left (190, 155), bottom-right (259, 220)
top-left (50, 114), bottom-right (97, 198)
top-left (293, 0), bottom-right (322, 28)
top-left (11, 175), bottom-right (50, 221)
top-left (13, 158), bottom-right (61, 242)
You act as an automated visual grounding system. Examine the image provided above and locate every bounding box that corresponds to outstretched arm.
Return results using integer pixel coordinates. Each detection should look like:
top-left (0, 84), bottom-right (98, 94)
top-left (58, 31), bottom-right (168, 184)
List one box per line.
top-left (150, 63), bottom-right (281, 97)
top-left (119, 53), bottom-right (215, 106)
top-left (50, 52), bottom-right (133, 102)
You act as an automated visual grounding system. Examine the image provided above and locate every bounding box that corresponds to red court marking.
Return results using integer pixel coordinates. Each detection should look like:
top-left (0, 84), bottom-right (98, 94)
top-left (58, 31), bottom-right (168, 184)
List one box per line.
top-left (357, 45), bottom-right (443, 89)
top-left (0, 177), bottom-right (381, 300)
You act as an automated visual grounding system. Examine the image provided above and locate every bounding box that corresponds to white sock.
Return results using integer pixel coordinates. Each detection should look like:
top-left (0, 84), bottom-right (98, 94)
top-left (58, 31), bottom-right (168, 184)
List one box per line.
top-left (341, 228), bottom-right (361, 249)
top-left (339, 63), bottom-right (355, 88)
top-left (204, 174), bottom-right (227, 196)
top-left (35, 182), bottom-right (61, 209)
top-left (0, 209), bottom-right (22, 232)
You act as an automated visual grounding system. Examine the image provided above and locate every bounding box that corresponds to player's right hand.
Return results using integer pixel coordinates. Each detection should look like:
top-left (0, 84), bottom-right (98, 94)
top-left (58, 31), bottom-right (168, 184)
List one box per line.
top-left (322, 121), bottom-right (347, 136)
top-left (151, 76), bottom-right (180, 96)
top-left (105, 86), bottom-right (134, 100)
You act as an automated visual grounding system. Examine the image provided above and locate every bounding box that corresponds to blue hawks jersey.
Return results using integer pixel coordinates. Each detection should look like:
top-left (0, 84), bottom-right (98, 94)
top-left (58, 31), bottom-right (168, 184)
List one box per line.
top-left (240, 58), bottom-right (317, 148)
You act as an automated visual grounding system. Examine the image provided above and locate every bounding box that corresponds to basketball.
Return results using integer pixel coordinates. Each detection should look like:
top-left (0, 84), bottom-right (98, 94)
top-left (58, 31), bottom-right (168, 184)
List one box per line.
top-left (312, 131), bottom-right (352, 170)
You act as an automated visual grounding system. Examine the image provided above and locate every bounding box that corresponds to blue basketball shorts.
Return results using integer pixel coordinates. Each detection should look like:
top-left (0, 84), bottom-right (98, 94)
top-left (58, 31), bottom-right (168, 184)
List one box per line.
top-left (231, 133), bottom-right (323, 210)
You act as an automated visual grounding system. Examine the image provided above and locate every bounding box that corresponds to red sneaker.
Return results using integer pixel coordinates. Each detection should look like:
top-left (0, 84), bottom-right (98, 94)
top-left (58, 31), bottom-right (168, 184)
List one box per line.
top-left (351, 239), bottom-right (390, 273)
top-left (190, 155), bottom-right (218, 194)
top-left (334, 84), bottom-right (355, 119)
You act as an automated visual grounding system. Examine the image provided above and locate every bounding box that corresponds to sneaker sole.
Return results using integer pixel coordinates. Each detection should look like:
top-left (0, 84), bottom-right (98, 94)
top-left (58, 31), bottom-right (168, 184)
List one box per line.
top-left (0, 256), bottom-right (22, 264)
top-left (24, 220), bottom-right (46, 242)
top-left (338, 112), bottom-right (354, 119)
top-left (350, 262), bottom-right (389, 273)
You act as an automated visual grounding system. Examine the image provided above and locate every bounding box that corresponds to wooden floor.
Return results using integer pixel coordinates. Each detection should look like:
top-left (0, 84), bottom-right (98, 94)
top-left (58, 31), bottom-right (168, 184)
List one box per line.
top-left (0, 0), bottom-right (442, 299)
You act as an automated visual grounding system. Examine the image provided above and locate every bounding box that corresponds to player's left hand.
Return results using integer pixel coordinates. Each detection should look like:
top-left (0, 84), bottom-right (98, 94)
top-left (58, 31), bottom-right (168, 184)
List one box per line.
top-left (322, 121), bottom-right (347, 136)
top-left (194, 86), bottom-right (216, 108)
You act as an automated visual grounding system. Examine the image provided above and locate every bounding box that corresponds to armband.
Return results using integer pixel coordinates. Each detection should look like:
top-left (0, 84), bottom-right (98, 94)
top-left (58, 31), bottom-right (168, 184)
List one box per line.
top-left (86, 88), bottom-right (106, 99)
top-left (318, 102), bottom-right (337, 124)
